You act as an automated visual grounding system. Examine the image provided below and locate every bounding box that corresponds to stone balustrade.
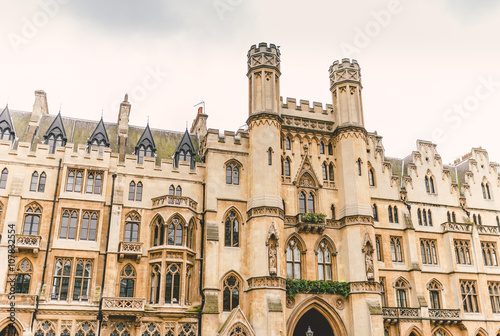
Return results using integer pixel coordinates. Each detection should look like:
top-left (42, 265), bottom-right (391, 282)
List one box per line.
top-left (383, 307), bottom-right (420, 324)
top-left (152, 195), bottom-right (197, 211)
top-left (102, 297), bottom-right (145, 311)
top-left (429, 308), bottom-right (461, 325)
top-left (476, 225), bottom-right (499, 235)
top-left (441, 222), bottom-right (472, 233)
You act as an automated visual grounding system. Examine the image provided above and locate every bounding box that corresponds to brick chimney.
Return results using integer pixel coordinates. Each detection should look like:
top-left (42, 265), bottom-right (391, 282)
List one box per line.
top-left (26, 90), bottom-right (49, 144)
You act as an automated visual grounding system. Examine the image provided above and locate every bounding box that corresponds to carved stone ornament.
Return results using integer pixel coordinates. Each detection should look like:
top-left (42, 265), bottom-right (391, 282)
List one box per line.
top-left (362, 232), bottom-right (375, 281)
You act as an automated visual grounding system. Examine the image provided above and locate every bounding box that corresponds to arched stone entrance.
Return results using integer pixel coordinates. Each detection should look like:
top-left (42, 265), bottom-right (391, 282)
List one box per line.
top-left (287, 296), bottom-right (348, 336)
top-left (292, 308), bottom-right (334, 336)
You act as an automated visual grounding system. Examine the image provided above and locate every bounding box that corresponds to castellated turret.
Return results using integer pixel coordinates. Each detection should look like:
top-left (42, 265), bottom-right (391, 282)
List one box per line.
top-left (247, 42), bottom-right (281, 115)
top-left (329, 58), bottom-right (364, 127)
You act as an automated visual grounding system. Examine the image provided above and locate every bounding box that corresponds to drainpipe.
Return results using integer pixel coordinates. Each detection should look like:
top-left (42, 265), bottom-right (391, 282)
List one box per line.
top-left (198, 182), bottom-right (206, 336)
top-left (97, 174), bottom-right (117, 336)
top-left (32, 158), bottom-right (62, 329)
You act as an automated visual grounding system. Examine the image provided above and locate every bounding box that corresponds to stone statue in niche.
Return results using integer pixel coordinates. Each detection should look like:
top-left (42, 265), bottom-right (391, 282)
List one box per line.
top-left (364, 243), bottom-right (374, 281)
top-left (269, 242), bottom-right (277, 276)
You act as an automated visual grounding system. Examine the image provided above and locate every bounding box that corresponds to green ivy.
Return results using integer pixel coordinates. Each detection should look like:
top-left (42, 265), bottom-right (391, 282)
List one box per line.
top-left (301, 213), bottom-right (327, 223)
top-left (286, 278), bottom-right (350, 299)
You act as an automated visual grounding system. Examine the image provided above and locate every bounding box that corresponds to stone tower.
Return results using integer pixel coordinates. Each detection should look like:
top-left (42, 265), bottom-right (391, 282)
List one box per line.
top-left (246, 43), bottom-right (286, 336)
top-left (329, 59), bottom-right (384, 335)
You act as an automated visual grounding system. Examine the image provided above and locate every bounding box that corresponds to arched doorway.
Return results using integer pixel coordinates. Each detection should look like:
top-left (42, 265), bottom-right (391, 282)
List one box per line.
top-left (293, 308), bottom-right (334, 336)
top-left (0, 325), bottom-right (18, 336)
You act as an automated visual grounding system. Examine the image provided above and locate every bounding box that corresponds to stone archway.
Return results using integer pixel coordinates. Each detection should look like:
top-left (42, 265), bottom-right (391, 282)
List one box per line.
top-left (293, 308), bottom-right (334, 336)
top-left (0, 325), bottom-right (19, 336)
top-left (287, 296), bottom-right (348, 336)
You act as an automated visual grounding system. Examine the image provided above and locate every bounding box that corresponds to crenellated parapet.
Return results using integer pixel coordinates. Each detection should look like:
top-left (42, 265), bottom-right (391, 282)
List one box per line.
top-left (247, 42), bottom-right (281, 75)
top-left (281, 97), bottom-right (333, 114)
top-left (328, 58), bottom-right (361, 90)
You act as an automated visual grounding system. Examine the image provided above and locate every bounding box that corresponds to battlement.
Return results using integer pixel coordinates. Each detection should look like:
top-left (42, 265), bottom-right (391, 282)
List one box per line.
top-left (247, 42), bottom-right (281, 74)
top-left (329, 58), bottom-right (360, 74)
top-left (281, 97), bottom-right (333, 114)
top-left (247, 42), bottom-right (280, 58)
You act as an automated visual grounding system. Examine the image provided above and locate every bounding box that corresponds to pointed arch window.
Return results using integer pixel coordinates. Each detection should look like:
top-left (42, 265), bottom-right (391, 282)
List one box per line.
top-left (390, 236), bottom-right (403, 262)
top-left (388, 206), bottom-right (394, 223)
top-left (0, 128), bottom-right (11, 140)
top-left (357, 158), bottom-right (362, 176)
top-left (481, 242), bottom-right (498, 266)
top-left (169, 185), bottom-right (175, 196)
top-left (299, 192), bottom-right (306, 214)
top-left (488, 281), bottom-right (500, 313)
top-left (129, 181), bottom-right (142, 201)
top-left (393, 206), bottom-right (399, 223)
top-left (176, 186), bottom-right (182, 196)
top-left (14, 258), bottom-right (32, 294)
top-left (478, 214), bottom-right (482, 225)
top-left (486, 183), bottom-right (492, 199)
top-left (152, 216), bottom-right (164, 247)
top-left (395, 278), bottom-right (409, 308)
top-left (34, 321), bottom-right (57, 336)
top-left (319, 142), bottom-right (325, 155)
top-left (420, 239), bottom-right (438, 265)
top-left (307, 193), bottom-right (315, 213)
top-left (447, 211), bottom-right (451, 223)
top-left (286, 238), bottom-right (302, 279)
top-left (428, 209), bottom-right (432, 226)
top-left (428, 280), bottom-right (442, 309)
top-left (425, 176), bottom-right (430, 193)
top-left (165, 263), bottom-right (181, 304)
top-left (268, 148), bottom-right (272, 166)
top-left (80, 211), bottom-right (98, 241)
top-left (284, 158), bottom-right (290, 177)
top-left (150, 264), bottom-right (161, 304)
top-left (454, 239), bottom-right (472, 265)
top-left (329, 163), bottom-right (334, 181)
top-left (23, 205), bottom-right (41, 235)
top-left (328, 143), bottom-right (333, 155)
top-left (375, 235), bottom-right (383, 261)
top-left (124, 213), bottom-right (140, 242)
top-left (423, 209), bottom-right (428, 226)
top-left (51, 258), bottom-right (72, 300)
top-left (73, 260), bottom-right (92, 301)
top-left (168, 217), bottom-right (183, 246)
top-left (224, 210), bottom-right (239, 247)
top-left (322, 163), bottom-right (327, 180)
top-left (452, 212), bottom-right (456, 223)
top-left (430, 176), bottom-right (435, 193)
top-left (317, 240), bottom-right (333, 280)
top-left (226, 162), bottom-right (240, 185)
top-left (46, 134), bottom-right (65, 154)
top-left (0, 168), bottom-right (8, 189)
top-left (59, 210), bottom-right (78, 240)
top-left (418, 209), bottom-right (422, 225)
top-left (373, 204), bottom-right (378, 221)
top-left (119, 264), bottom-right (136, 298)
top-left (461, 280), bottom-right (479, 312)
top-left (285, 137), bottom-right (291, 150)
top-left (30, 172), bottom-right (39, 191)
top-left (368, 168), bottom-right (375, 186)
top-left (222, 274), bottom-right (240, 311)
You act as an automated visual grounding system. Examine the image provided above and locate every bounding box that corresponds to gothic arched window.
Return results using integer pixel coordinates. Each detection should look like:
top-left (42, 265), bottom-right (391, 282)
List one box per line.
top-left (73, 260), bottom-right (92, 301)
top-left (319, 142), bottom-right (325, 155)
top-left (369, 168), bottom-right (375, 186)
top-left (128, 181), bottom-right (135, 201)
top-left (373, 204), bottom-right (378, 221)
top-left (226, 161), bottom-right (240, 185)
top-left (23, 204), bottom-right (41, 236)
top-left (428, 280), bottom-right (442, 309)
top-left (322, 163), bottom-right (327, 180)
top-left (222, 274), bottom-right (240, 311)
top-left (317, 240), bottom-right (333, 280)
top-left (165, 263), bottom-right (181, 304)
top-left (286, 238), bottom-right (302, 279)
top-left (224, 210), bottom-right (239, 247)
top-left (285, 137), bottom-right (291, 150)
top-left (329, 163), bottom-right (334, 181)
top-left (394, 278), bottom-right (409, 308)
top-left (0, 168), bottom-right (8, 189)
top-left (119, 264), bottom-right (136, 297)
top-left (14, 258), bottom-right (32, 294)
top-left (168, 217), bottom-right (183, 246)
top-left (284, 158), bottom-right (291, 177)
top-left (124, 213), bottom-right (140, 242)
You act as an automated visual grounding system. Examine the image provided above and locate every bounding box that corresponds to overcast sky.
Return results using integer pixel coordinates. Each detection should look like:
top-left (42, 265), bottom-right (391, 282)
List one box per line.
top-left (1, 0), bottom-right (499, 164)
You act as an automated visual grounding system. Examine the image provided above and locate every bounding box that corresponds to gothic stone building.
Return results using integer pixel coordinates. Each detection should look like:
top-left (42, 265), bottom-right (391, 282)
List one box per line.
top-left (1, 43), bottom-right (500, 336)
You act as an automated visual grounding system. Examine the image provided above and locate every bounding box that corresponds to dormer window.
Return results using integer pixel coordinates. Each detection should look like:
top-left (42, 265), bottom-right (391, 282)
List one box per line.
top-left (173, 129), bottom-right (196, 169)
top-left (0, 106), bottom-right (15, 142)
top-left (43, 112), bottom-right (67, 154)
top-left (87, 118), bottom-right (110, 154)
top-left (137, 145), bottom-right (154, 164)
top-left (135, 124), bottom-right (156, 164)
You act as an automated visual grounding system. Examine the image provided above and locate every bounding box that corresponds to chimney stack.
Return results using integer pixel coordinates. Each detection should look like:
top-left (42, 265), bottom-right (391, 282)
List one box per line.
top-left (118, 94), bottom-right (131, 160)
top-left (26, 90), bottom-right (49, 144)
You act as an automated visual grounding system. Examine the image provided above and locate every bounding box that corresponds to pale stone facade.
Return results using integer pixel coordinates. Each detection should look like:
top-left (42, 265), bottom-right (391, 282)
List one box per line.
top-left (0, 43), bottom-right (500, 336)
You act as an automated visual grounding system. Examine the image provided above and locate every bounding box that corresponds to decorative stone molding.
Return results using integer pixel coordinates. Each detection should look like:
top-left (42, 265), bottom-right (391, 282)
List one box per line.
top-left (441, 222), bottom-right (472, 233)
top-left (429, 308), bottom-right (460, 320)
top-left (281, 115), bottom-right (334, 133)
top-left (247, 43), bottom-right (280, 73)
top-left (349, 281), bottom-right (380, 293)
top-left (152, 195), bottom-right (198, 212)
top-left (383, 307), bottom-right (420, 324)
top-left (335, 298), bottom-right (346, 310)
top-left (286, 296), bottom-right (295, 309)
top-left (247, 206), bottom-right (284, 220)
top-left (102, 297), bottom-right (145, 311)
top-left (246, 113), bottom-right (282, 131)
top-left (247, 276), bottom-right (286, 290)
top-left (477, 225), bottom-right (499, 235)
top-left (15, 234), bottom-right (41, 257)
top-left (332, 125), bottom-right (368, 145)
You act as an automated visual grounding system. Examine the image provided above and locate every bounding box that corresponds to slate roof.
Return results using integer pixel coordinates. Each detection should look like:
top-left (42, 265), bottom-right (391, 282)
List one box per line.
top-left (0, 105), bottom-right (15, 136)
top-left (135, 123), bottom-right (156, 152)
top-left (43, 112), bottom-right (67, 141)
top-left (88, 117), bottom-right (110, 146)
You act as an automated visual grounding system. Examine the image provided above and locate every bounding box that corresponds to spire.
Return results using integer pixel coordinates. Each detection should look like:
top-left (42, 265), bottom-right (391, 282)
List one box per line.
top-left (43, 111), bottom-right (67, 141)
top-left (0, 105), bottom-right (16, 140)
top-left (87, 116), bottom-right (110, 147)
top-left (135, 123), bottom-right (156, 152)
top-left (173, 129), bottom-right (196, 168)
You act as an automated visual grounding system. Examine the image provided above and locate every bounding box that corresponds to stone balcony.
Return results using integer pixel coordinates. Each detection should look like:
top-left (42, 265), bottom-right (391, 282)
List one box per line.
top-left (295, 214), bottom-right (326, 233)
top-left (441, 222), bottom-right (472, 234)
top-left (383, 307), bottom-right (420, 324)
top-left (15, 234), bottom-right (42, 257)
top-left (476, 225), bottom-right (499, 235)
top-left (429, 309), bottom-right (461, 325)
top-left (152, 195), bottom-right (197, 212)
top-left (102, 297), bottom-right (146, 313)
top-left (118, 242), bottom-right (143, 263)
